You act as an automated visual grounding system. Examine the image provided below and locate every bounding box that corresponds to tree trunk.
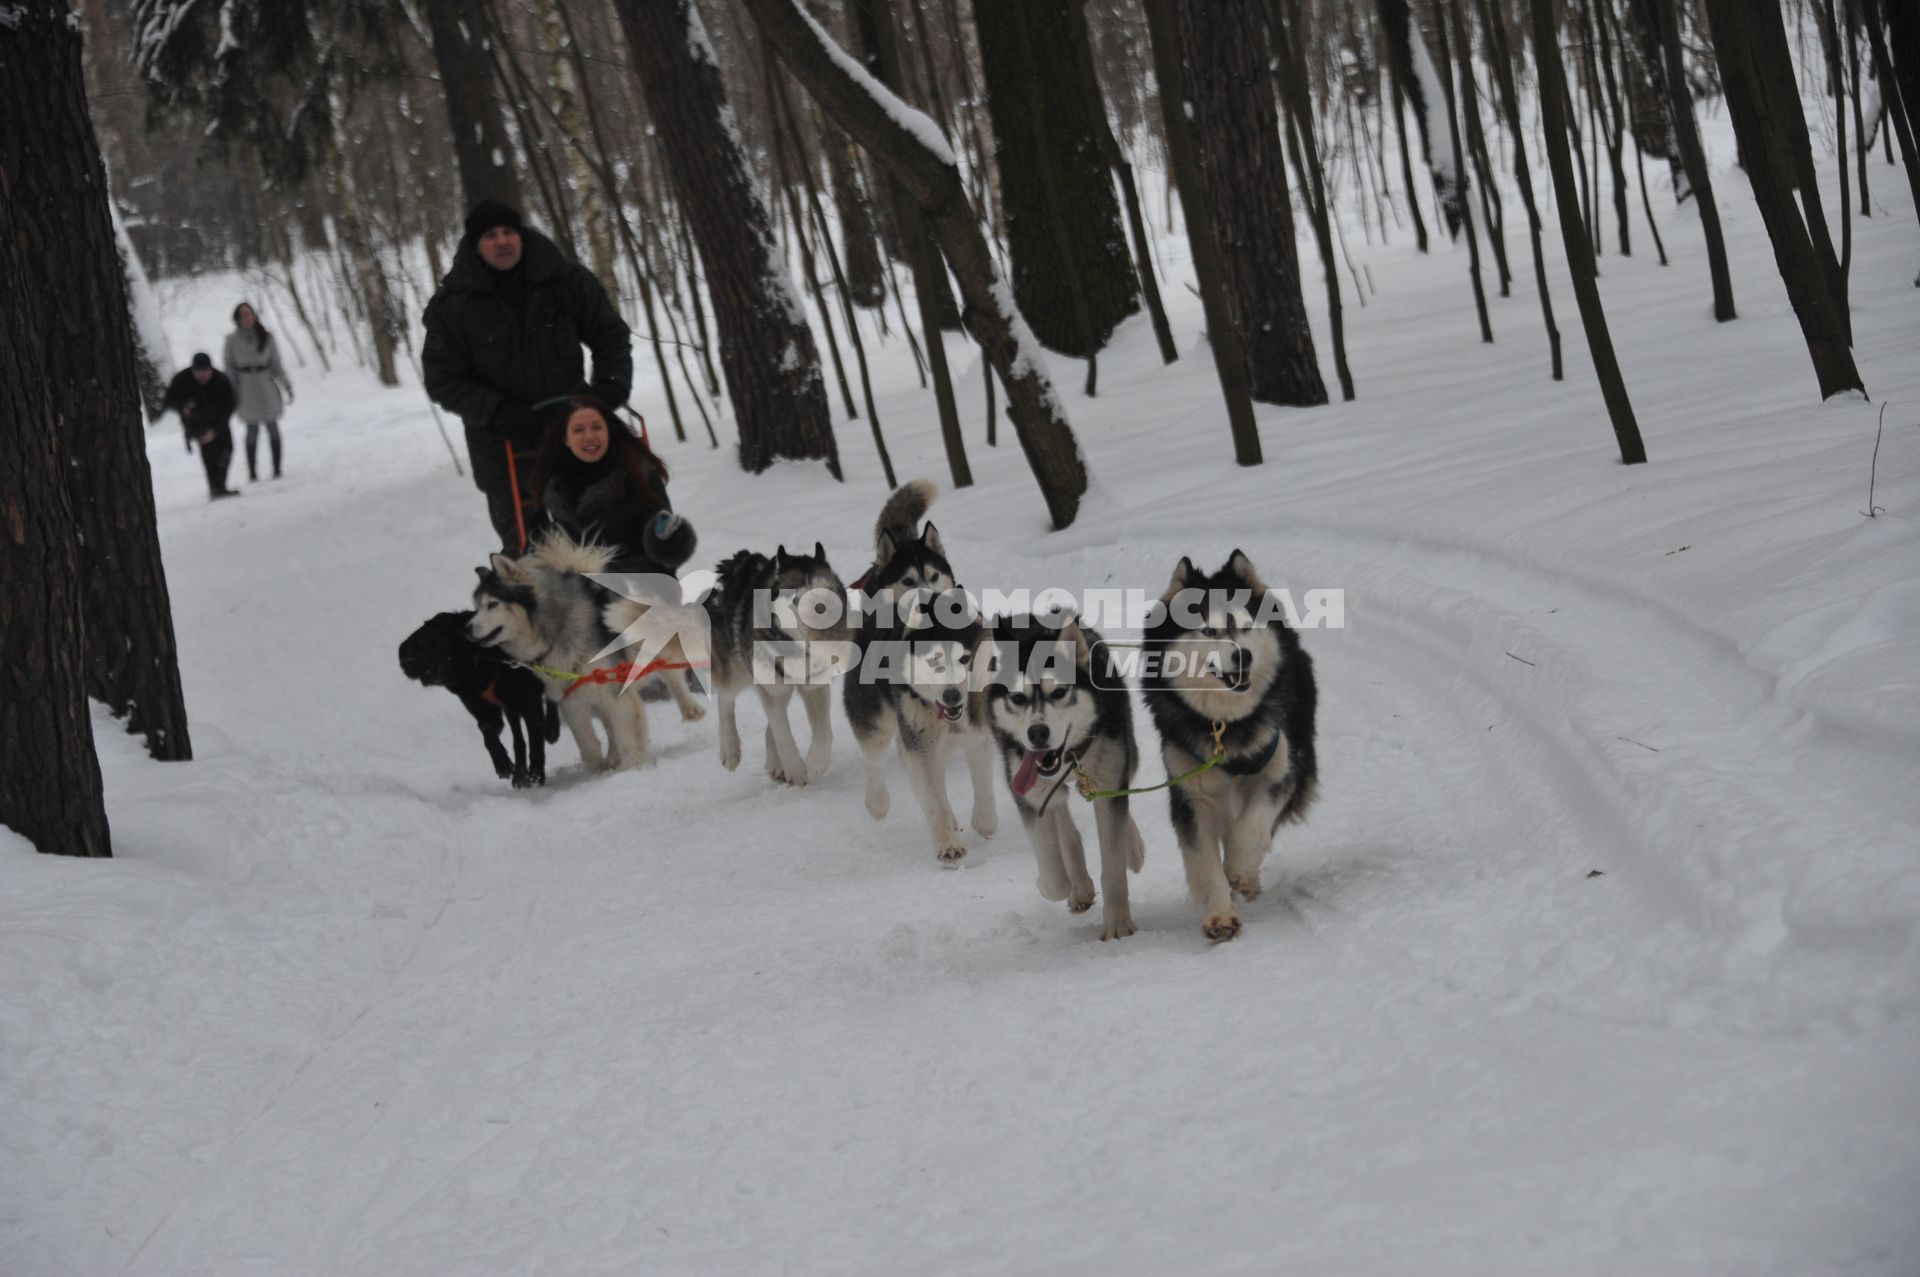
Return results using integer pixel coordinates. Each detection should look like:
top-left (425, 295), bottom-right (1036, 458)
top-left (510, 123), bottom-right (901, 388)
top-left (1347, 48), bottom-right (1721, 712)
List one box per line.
top-left (1269, 0), bottom-right (1355, 400)
top-left (740, 0), bottom-right (1088, 527)
top-left (1477, 0), bottom-right (1564, 379)
top-left (854, 0), bottom-right (971, 484)
top-left (798, 2), bottom-right (886, 307)
top-left (1381, 0), bottom-right (1464, 237)
top-left (421, 0), bottom-right (523, 215)
top-left (1652, 0), bottom-right (1735, 319)
top-left (823, 123), bottom-right (888, 307)
top-left (542, 0), bottom-right (618, 301)
top-left (1392, 73), bottom-right (1432, 251)
top-left (1426, 0), bottom-right (1494, 342)
top-left (0, 0), bottom-right (115, 856)
top-left (615, 0), bottom-right (842, 477)
top-left (1532, 0), bottom-right (1648, 464)
top-left (972, 0), bottom-right (1139, 356)
top-left (327, 130), bottom-right (401, 388)
top-left (1862, 0), bottom-right (1920, 229)
top-left (18, 0), bottom-right (193, 761)
top-left (1067, 0), bottom-right (1178, 366)
top-left (1141, 0), bottom-right (1264, 463)
top-left (1618, 0), bottom-right (1690, 200)
top-left (1170, 0), bottom-right (1328, 406)
top-left (1704, 0), bottom-right (1864, 398)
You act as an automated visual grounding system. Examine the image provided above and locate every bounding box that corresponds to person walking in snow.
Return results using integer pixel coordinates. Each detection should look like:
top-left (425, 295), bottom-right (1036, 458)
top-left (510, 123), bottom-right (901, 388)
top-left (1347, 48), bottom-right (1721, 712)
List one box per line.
top-left (422, 199), bottom-right (634, 554)
top-left (162, 352), bottom-right (240, 500)
top-left (531, 395), bottom-right (693, 577)
top-left (223, 301), bottom-right (294, 481)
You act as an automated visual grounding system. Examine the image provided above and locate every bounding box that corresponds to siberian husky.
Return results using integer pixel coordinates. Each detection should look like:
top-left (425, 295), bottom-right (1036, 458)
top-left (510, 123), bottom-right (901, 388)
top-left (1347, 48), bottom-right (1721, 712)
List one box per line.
top-left (984, 612), bottom-right (1146, 939)
top-left (1140, 551), bottom-right (1318, 941)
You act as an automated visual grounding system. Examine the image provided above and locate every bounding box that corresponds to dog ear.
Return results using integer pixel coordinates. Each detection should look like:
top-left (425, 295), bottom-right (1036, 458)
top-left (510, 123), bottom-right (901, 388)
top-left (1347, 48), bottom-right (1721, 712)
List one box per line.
top-left (1057, 616), bottom-right (1093, 668)
top-left (1163, 555), bottom-right (1195, 600)
top-left (774, 544), bottom-right (788, 570)
top-left (920, 522), bottom-right (944, 556)
top-left (813, 540), bottom-right (827, 564)
top-left (1225, 548), bottom-right (1267, 592)
top-left (488, 553), bottom-right (527, 583)
top-left (876, 529), bottom-right (898, 563)
top-left (474, 566), bottom-right (490, 583)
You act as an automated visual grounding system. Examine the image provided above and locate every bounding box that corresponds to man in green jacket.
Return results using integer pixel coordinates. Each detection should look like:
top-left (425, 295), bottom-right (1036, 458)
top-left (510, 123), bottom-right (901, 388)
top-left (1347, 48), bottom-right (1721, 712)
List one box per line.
top-left (423, 200), bottom-right (633, 552)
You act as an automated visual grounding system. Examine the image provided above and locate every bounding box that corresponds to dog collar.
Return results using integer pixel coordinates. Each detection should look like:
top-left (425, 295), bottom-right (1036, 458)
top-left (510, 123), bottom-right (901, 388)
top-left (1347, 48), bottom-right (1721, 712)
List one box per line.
top-left (1221, 729), bottom-right (1282, 777)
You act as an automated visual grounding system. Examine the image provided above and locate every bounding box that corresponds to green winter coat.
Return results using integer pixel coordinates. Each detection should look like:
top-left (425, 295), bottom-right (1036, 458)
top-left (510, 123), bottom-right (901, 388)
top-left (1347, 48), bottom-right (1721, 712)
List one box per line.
top-left (421, 228), bottom-right (633, 494)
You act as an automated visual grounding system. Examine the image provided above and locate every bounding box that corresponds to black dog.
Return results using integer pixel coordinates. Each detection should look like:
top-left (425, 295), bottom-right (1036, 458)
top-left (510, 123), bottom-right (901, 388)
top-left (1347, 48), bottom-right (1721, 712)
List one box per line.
top-left (399, 610), bottom-right (560, 788)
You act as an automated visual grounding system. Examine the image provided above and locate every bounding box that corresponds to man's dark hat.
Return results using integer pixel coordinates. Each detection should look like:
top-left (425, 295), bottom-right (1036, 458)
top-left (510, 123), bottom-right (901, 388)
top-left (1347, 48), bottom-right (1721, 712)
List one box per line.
top-left (465, 199), bottom-right (524, 241)
top-left (191, 352), bottom-right (213, 370)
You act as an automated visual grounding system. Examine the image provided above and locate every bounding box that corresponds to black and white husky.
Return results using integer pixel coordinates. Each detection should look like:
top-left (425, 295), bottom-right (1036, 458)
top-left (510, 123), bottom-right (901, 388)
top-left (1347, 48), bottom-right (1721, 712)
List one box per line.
top-left (844, 481), bottom-right (998, 864)
top-left (984, 613), bottom-right (1147, 940)
top-left (469, 533), bottom-right (702, 772)
top-left (701, 542), bottom-right (849, 786)
top-left (1141, 551), bottom-right (1318, 942)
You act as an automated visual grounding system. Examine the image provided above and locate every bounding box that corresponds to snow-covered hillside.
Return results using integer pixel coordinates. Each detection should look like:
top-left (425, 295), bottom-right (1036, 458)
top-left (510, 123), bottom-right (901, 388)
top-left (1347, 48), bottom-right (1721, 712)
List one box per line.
top-left (4, 145), bottom-right (1918, 1272)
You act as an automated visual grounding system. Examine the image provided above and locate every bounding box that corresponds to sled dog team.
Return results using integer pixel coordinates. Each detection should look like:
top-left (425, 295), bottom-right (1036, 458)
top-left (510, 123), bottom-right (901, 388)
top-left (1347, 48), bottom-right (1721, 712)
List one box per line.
top-left (457, 481), bottom-right (1318, 943)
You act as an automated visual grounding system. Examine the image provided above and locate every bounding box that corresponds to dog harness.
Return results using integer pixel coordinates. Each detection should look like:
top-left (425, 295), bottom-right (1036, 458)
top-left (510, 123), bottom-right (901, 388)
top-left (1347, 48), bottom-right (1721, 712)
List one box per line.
top-left (517, 656), bottom-right (705, 698)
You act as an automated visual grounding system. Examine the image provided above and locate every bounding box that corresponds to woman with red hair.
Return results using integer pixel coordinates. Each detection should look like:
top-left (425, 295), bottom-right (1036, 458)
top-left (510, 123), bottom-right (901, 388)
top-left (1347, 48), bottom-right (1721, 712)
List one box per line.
top-left (531, 395), bottom-right (694, 575)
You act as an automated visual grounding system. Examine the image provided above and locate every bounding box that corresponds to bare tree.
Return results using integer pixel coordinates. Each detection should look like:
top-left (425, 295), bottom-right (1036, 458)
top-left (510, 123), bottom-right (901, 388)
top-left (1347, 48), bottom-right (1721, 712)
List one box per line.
top-left (972, 0), bottom-right (1139, 358)
top-left (613, 0), bottom-right (842, 476)
top-left (1, 0), bottom-right (116, 857)
top-left (419, 0), bottom-right (523, 212)
top-left (1704, 0), bottom-right (1864, 398)
top-left (1163, 0), bottom-right (1329, 407)
top-left (739, 0), bottom-right (1089, 527)
top-left (1532, 0), bottom-right (1648, 464)
top-left (1141, 0), bottom-right (1263, 464)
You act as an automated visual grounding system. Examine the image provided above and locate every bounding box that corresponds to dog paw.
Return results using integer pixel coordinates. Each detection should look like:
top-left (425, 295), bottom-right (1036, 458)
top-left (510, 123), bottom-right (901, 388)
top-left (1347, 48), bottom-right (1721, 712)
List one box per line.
top-left (865, 786), bottom-right (889, 821)
top-left (511, 771), bottom-right (532, 790)
top-left (679, 700), bottom-right (706, 723)
top-left (494, 762), bottom-right (513, 780)
top-left (937, 841), bottom-right (968, 865)
top-left (806, 749), bottom-right (831, 779)
top-left (719, 741), bottom-right (741, 771)
top-left (1201, 910), bottom-right (1242, 943)
top-left (1229, 874), bottom-right (1262, 901)
top-left (970, 812), bottom-right (997, 841)
top-left (1100, 912), bottom-right (1136, 942)
top-left (1067, 889), bottom-right (1096, 914)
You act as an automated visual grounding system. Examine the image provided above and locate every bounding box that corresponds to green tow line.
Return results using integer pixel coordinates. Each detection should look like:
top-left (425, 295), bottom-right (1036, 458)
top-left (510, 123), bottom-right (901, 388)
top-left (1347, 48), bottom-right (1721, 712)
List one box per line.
top-left (1068, 719), bottom-right (1228, 803)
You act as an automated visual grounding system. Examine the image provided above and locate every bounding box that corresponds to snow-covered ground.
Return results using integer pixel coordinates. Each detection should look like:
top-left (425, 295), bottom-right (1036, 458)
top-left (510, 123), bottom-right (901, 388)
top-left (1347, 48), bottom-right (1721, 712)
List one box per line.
top-left (5, 138), bottom-right (1920, 1273)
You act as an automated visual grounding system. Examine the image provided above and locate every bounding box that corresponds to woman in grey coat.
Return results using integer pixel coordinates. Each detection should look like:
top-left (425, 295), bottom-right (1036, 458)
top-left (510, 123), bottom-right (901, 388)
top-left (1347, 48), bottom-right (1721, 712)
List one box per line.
top-left (223, 301), bottom-right (294, 480)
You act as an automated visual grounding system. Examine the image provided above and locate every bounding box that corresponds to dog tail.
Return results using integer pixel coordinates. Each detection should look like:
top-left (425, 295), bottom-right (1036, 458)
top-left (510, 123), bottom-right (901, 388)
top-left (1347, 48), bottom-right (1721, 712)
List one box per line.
top-left (525, 529), bottom-right (617, 576)
top-left (874, 479), bottom-right (937, 557)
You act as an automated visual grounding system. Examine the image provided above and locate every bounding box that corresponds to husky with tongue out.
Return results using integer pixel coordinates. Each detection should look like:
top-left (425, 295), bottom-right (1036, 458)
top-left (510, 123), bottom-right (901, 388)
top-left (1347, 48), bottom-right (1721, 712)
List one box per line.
top-left (985, 612), bottom-right (1147, 940)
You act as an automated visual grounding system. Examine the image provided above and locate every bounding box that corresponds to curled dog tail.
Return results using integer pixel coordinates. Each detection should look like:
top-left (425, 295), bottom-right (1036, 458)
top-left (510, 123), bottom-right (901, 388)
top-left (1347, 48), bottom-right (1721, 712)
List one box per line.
top-left (874, 479), bottom-right (937, 557)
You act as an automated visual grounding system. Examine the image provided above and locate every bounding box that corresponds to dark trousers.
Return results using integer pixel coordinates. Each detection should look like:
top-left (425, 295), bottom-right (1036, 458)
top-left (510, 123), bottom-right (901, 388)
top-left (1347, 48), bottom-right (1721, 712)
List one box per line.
top-left (244, 420), bottom-right (282, 477)
top-left (198, 424), bottom-right (234, 495)
top-left (483, 440), bottom-right (542, 555)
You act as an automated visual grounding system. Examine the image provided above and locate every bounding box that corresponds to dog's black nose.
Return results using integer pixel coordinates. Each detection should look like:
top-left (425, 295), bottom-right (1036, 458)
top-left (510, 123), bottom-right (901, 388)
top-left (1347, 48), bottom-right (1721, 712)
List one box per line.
top-left (941, 688), bottom-right (962, 706)
top-left (1026, 725), bottom-right (1050, 748)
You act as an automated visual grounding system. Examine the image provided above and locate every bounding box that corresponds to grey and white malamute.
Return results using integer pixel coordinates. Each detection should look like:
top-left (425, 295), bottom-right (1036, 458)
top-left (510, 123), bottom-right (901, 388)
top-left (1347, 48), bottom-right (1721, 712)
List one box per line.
top-left (984, 613), bottom-right (1147, 940)
top-left (470, 534), bottom-right (702, 772)
top-left (701, 542), bottom-right (849, 786)
top-left (844, 481), bottom-right (997, 863)
top-left (1141, 551), bottom-right (1318, 942)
